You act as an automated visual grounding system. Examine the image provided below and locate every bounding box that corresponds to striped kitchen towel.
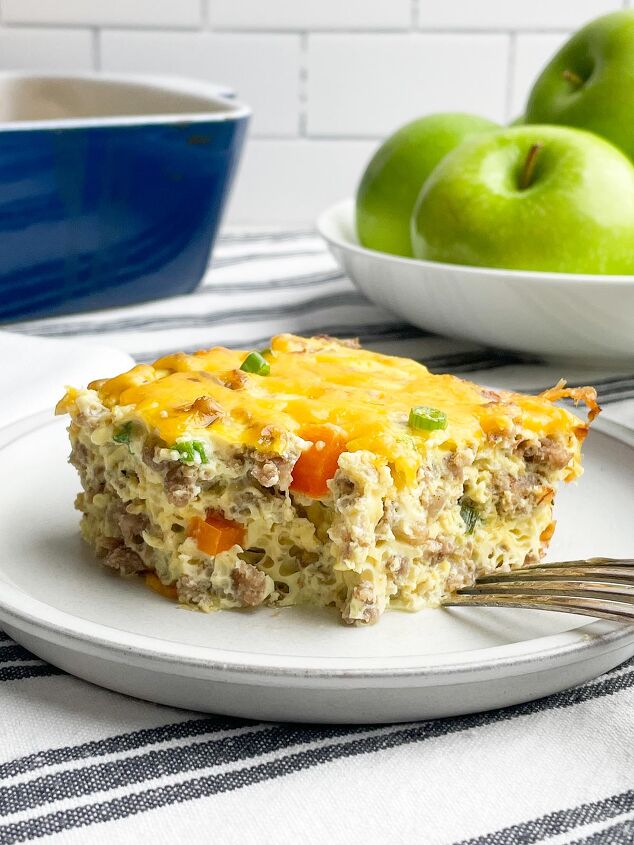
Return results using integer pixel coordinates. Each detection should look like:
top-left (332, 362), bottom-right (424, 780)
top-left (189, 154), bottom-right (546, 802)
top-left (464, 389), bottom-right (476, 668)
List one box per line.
top-left (1, 229), bottom-right (633, 844)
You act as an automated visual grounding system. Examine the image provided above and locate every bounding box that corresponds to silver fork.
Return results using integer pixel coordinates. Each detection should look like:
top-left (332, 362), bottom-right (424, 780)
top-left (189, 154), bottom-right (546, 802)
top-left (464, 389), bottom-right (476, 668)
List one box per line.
top-left (444, 557), bottom-right (634, 623)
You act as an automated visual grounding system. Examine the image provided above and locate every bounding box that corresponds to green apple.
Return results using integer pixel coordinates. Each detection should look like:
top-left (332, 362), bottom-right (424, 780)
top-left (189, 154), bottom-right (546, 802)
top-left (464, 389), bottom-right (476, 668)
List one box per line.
top-left (525, 10), bottom-right (634, 161)
top-left (411, 125), bottom-right (634, 274)
top-left (356, 113), bottom-right (498, 257)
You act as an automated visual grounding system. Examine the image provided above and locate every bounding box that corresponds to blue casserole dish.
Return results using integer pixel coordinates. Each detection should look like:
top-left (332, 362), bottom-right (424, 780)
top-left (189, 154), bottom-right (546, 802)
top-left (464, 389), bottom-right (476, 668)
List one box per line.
top-left (0, 72), bottom-right (250, 322)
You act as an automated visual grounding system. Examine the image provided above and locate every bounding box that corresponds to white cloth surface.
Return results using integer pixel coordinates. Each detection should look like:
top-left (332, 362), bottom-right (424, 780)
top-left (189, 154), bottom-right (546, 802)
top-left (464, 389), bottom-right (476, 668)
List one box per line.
top-left (0, 333), bottom-right (133, 428)
top-left (0, 230), bottom-right (633, 845)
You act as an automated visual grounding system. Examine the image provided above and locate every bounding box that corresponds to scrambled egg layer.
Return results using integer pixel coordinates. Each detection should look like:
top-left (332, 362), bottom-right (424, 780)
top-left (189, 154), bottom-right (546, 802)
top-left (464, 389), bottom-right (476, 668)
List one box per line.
top-left (59, 334), bottom-right (597, 625)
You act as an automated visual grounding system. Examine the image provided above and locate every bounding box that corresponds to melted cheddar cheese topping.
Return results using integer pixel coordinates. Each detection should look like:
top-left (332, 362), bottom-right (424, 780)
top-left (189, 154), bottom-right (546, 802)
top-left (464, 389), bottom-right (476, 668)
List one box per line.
top-left (73, 334), bottom-right (586, 484)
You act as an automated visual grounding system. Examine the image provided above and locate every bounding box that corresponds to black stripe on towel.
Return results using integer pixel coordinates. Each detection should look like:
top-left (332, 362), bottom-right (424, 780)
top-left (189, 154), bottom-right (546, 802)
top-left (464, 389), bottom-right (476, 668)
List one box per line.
top-left (133, 322), bottom-right (432, 362)
top-left (569, 816), bottom-right (634, 845)
top-left (0, 665), bottom-right (62, 684)
top-left (14, 291), bottom-right (368, 337)
top-left (0, 724), bottom-right (367, 816)
top-left (210, 247), bottom-right (327, 269)
top-left (0, 717), bottom-right (257, 781)
top-left (217, 229), bottom-right (315, 245)
top-left (457, 790), bottom-right (634, 845)
top-left (194, 270), bottom-right (346, 294)
top-left (0, 645), bottom-right (38, 665)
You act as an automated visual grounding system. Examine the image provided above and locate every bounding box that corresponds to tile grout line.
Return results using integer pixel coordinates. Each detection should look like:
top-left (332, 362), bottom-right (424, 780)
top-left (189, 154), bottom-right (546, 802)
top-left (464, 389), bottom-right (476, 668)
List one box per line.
top-left (505, 30), bottom-right (517, 122)
top-left (299, 31), bottom-right (308, 137)
top-left (411, 0), bottom-right (419, 30)
top-left (0, 22), bottom-right (574, 36)
top-left (252, 134), bottom-right (383, 142)
top-left (92, 26), bottom-right (101, 71)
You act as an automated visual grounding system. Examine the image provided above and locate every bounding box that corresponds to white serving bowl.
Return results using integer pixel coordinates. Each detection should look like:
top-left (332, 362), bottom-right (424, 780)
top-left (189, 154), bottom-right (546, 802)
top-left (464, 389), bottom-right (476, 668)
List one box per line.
top-left (317, 198), bottom-right (634, 363)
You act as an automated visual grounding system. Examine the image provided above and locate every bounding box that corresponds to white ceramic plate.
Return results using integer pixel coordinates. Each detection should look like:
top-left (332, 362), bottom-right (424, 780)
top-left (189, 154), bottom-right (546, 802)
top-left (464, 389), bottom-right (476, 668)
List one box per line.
top-left (317, 199), bottom-right (634, 363)
top-left (1, 412), bottom-right (633, 724)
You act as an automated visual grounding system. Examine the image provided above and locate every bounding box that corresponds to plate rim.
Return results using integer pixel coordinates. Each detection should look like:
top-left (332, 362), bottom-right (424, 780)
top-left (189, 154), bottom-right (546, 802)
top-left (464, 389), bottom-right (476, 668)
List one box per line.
top-left (1, 410), bottom-right (633, 685)
top-left (317, 198), bottom-right (634, 287)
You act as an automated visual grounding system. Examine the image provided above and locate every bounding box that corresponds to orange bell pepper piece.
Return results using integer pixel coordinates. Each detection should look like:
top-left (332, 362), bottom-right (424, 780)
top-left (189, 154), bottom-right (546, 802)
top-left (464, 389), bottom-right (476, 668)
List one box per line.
top-left (145, 572), bottom-right (178, 601)
top-left (540, 520), bottom-right (556, 543)
top-left (189, 511), bottom-right (245, 556)
top-left (290, 423), bottom-right (348, 498)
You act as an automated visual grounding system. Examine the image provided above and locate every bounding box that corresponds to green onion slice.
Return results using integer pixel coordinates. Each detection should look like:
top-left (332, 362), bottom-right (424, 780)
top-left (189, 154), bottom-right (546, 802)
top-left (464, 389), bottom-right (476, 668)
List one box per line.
top-left (113, 422), bottom-right (133, 444)
top-left (240, 351), bottom-right (270, 376)
top-left (192, 441), bottom-right (208, 463)
top-left (460, 500), bottom-right (479, 535)
top-left (171, 440), bottom-right (208, 464)
top-left (408, 406), bottom-right (447, 431)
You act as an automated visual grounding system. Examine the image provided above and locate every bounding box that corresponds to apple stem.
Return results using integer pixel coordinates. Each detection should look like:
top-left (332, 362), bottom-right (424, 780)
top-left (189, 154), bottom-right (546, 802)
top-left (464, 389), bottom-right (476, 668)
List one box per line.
top-left (519, 142), bottom-right (544, 190)
top-left (562, 69), bottom-right (584, 88)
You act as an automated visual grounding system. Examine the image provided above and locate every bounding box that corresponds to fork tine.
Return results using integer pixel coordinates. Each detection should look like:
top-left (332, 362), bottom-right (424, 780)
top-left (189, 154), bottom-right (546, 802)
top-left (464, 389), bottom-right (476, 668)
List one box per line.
top-left (458, 580), bottom-right (634, 599)
top-left (524, 557), bottom-right (634, 569)
top-left (525, 557), bottom-right (634, 570)
top-left (478, 561), bottom-right (634, 584)
top-left (474, 568), bottom-right (634, 585)
top-left (444, 592), bottom-right (634, 623)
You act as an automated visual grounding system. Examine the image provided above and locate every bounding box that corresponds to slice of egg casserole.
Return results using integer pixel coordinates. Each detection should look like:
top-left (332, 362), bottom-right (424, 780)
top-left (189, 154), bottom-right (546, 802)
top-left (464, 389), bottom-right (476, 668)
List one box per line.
top-left (57, 333), bottom-right (599, 625)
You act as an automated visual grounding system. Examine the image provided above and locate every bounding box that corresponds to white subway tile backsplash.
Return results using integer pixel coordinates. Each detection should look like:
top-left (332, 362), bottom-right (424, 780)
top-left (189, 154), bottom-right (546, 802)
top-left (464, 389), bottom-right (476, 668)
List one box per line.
top-left (307, 34), bottom-right (509, 137)
top-left (100, 31), bottom-right (300, 136)
top-left (226, 139), bottom-right (377, 224)
top-left (418, 0), bottom-right (622, 30)
top-left (0, 0), bottom-right (627, 223)
top-left (0, 27), bottom-right (93, 71)
top-left (208, 0), bottom-right (411, 31)
top-left (511, 33), bottom-right (571, 118)
top-left (1, 0), bottom-right (203, 28)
